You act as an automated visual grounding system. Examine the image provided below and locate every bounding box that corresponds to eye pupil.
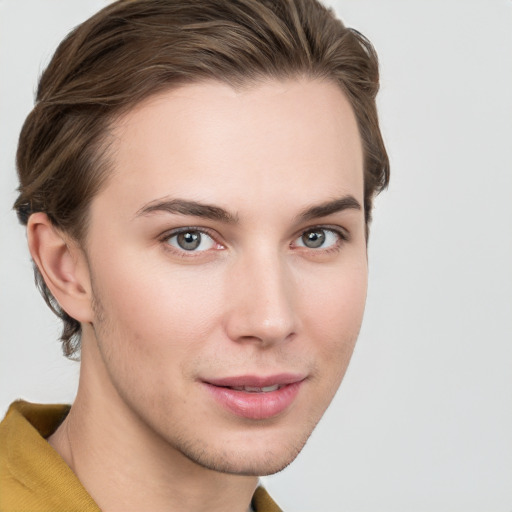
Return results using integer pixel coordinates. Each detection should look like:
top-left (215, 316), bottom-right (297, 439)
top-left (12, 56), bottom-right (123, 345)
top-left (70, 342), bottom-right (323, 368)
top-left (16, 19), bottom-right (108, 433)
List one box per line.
top-left (302, 230), bottom-right (325, 248)
top-left (177, 231), bottom-right (201, 250)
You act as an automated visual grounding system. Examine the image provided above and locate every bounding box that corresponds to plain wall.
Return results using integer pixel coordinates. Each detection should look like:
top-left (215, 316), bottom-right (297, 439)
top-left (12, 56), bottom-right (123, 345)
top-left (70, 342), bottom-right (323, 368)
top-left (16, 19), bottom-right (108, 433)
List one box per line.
top-left (1, 1), bottom-right (511, 511)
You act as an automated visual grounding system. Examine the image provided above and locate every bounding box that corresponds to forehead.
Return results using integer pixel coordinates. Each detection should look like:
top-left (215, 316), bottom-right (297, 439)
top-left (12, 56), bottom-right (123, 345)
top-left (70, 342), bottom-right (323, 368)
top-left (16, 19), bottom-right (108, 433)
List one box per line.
top-left (97, 78), bottom-right (364, 218)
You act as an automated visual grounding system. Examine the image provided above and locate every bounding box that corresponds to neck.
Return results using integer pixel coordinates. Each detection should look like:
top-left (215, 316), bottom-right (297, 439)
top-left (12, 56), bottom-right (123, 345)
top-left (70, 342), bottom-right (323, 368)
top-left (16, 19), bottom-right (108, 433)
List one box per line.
top-left (48, 333), bottom-right (258, 512)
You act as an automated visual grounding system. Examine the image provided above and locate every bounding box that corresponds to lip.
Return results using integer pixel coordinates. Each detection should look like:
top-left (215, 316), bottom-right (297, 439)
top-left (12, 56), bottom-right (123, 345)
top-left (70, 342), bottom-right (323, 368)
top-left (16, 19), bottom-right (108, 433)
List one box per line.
top-left (203, 373), bottom-right (306, 420)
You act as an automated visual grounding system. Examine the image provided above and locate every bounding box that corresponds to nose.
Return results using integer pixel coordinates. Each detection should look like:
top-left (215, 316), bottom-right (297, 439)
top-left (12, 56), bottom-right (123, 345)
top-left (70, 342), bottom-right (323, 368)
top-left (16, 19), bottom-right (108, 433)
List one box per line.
top-left (223, 250), bottom-right (298, 347)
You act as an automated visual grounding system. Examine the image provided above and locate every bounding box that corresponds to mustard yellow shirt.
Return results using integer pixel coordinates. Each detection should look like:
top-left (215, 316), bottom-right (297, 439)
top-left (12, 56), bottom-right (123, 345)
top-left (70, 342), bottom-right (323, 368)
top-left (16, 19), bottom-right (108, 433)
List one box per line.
top-left (0, 400), bottom-right (282, 512)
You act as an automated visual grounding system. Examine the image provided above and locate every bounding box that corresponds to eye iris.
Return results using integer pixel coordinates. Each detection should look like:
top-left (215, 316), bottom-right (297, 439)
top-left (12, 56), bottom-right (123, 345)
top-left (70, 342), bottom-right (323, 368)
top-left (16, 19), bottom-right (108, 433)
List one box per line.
top-left (302, 229), bottom-right (325, 248)
top-left (177, 231), bottom-right (201, 250)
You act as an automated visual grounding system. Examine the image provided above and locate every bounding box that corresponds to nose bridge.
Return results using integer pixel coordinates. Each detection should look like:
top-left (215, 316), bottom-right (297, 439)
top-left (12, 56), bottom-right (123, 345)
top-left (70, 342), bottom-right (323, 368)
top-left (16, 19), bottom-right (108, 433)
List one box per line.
top-left (225, 245), bottom-right (297, 345)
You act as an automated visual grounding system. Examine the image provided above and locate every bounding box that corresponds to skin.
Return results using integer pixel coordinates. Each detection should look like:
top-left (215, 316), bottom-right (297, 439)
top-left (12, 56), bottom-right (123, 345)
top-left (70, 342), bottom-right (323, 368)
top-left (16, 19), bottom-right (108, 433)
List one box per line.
top-left (30, 78), bottom-right (368, 512)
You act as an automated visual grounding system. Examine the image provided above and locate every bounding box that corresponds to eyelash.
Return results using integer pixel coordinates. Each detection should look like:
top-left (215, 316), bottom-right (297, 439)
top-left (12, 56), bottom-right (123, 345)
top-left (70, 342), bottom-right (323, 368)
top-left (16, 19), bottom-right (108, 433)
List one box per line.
top-left (159, 225), bottom-right (349, 257)
top-left (159, 226), bottom-right (222, 258)
top-left (292, 225), bottom-right (349, 254)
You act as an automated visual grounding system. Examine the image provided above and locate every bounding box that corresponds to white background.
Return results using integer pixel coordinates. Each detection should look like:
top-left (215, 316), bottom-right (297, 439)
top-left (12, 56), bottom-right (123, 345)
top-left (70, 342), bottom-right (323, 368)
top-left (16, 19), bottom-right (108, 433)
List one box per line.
top-left (1, 1), bottom-right (511, 511)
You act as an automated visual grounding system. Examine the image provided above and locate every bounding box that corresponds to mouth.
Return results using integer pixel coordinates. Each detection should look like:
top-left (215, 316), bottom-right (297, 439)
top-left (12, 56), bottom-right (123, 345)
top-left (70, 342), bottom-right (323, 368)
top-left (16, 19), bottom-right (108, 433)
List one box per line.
top-left (202, 374), bottom-right (305, 420)
top-left (229, 384), bottom-right (283, 393)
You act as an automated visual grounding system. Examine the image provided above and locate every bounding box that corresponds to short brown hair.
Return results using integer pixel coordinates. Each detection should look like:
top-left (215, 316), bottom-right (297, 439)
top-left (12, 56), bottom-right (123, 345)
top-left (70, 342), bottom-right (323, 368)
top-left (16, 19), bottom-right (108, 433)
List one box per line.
top-left (14, 0), bottom-right (389, 359)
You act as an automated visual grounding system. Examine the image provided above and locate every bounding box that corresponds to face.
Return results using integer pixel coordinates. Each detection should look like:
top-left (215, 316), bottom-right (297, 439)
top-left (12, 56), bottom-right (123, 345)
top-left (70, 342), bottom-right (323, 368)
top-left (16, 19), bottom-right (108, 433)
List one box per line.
top-left (82, 79), bottom-right (367, 475)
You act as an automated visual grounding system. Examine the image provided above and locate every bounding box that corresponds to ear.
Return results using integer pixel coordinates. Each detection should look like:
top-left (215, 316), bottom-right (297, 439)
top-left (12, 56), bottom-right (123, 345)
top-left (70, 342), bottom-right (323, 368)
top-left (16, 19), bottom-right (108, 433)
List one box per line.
top-left (27, 212), bottom-right (94, 323)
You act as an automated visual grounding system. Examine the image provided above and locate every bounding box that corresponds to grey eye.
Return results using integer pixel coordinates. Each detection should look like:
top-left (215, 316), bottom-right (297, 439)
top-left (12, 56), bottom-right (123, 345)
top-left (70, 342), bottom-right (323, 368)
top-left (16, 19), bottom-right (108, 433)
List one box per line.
top-left (294, 228), bottom-right (341, 250)
top-left (177, 231), bottom-right (201, 250)
top-left (301, 229), bottom-right (326, 248)
top-left (167, 230), bottom-right (215, 252)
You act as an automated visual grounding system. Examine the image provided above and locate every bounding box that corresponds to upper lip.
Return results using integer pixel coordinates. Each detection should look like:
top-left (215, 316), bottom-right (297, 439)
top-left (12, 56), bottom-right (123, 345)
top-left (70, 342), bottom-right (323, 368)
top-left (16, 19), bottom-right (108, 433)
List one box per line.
top-left (204, 373), bottom-right (306, 388)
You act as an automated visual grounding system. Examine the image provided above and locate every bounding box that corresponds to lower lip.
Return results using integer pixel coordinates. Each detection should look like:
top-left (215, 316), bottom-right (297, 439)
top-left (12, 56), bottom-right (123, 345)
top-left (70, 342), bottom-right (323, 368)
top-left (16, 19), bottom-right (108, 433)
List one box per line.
top-left (203, 381), bottom-right (303, 420)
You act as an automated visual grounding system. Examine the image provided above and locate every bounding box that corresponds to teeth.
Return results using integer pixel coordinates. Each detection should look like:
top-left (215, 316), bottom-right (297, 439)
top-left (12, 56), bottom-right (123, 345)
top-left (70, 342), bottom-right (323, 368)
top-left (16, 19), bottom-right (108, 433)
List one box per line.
top-left (230, 384), bottom-right (281, 393)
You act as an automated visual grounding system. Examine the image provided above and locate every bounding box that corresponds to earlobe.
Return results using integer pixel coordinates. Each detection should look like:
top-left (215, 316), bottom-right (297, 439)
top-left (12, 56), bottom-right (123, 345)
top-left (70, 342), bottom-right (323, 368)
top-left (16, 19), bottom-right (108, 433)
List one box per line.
top-left (27, 212), bottom-right (93, 323)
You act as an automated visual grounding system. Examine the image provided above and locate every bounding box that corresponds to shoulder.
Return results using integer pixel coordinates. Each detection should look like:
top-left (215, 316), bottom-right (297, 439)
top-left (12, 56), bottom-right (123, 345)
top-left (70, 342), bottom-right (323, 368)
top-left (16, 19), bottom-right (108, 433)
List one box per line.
top-left (0, 400), bottom-right (99, 512)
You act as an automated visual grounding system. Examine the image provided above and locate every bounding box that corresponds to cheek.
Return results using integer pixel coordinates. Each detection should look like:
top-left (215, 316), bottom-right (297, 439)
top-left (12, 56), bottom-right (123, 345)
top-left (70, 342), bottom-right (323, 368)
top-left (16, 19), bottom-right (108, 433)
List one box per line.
top-left (300, 258), bottom-right (368, 373)
top-left (89, 259), bottom-right (226, 413)
top-left (91, 253), bottom-right (224, 357)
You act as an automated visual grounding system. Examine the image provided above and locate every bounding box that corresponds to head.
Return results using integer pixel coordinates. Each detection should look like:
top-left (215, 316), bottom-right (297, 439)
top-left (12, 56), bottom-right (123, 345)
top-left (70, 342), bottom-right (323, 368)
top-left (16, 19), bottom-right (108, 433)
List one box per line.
top-left (15, 0), bottom-right (389, 475)
top-left (15, 0), bottom-right (388, 358)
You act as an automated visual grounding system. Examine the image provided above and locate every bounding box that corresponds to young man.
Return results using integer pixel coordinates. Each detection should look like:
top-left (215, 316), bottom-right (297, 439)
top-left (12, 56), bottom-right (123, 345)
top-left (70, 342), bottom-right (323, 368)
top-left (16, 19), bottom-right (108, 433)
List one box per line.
top-left (0, 0), bottom-right (389, 511)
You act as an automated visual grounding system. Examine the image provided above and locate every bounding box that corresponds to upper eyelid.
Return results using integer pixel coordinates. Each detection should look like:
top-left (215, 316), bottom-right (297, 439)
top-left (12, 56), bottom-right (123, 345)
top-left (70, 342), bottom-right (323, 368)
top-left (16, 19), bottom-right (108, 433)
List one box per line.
top-left (159, 227), bottom-right (223, 256)
top-left (293, 224), bottom-right (350, 241)
top-left (290, 227), bottom-right (348, 256)
top-left (159, 226), bottom-right (218, 240)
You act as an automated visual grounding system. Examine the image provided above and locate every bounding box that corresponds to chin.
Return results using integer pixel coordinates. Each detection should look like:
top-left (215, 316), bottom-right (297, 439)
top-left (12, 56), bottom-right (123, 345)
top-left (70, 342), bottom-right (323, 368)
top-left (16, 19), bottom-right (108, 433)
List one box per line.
top-left (175, 424), bottom-right (315, 476)
top-left (188, 444), bottom-right (304, 477)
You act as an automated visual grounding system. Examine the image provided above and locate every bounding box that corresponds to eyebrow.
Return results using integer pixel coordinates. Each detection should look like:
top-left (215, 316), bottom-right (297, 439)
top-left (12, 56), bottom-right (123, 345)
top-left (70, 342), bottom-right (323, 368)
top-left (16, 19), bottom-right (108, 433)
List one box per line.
top-left (135, 194), bottom-right (361, 224)
top-left (135, 198), bottom-right (238, 223)
top-left (297, 195), bottom-right (362, 222)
